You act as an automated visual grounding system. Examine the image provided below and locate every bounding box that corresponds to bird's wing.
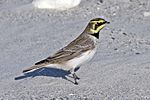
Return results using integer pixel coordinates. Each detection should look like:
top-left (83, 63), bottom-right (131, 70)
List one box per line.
top-left (35, 36), bottom-right (95, 65)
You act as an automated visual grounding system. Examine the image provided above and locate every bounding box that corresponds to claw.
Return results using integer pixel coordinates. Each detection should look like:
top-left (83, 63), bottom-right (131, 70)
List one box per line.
top-left (70, 68), bottom-right (80, 85)
top-left (74, 81), bottom-right (78, 85)
top-left (73, 73), bottom-right (80, 85)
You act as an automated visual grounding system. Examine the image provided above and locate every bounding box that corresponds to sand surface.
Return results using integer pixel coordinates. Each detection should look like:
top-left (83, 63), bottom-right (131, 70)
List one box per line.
top-left (0, 0), bottom-right (150, 99)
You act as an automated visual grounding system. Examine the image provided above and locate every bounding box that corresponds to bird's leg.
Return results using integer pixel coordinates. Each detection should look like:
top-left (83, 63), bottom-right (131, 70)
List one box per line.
top-left (73, 73), bottom-right (78, 85)
top-left (70, 68), bottom-right (80, 85)
top-left (73, 73), bottom-right (80, 80)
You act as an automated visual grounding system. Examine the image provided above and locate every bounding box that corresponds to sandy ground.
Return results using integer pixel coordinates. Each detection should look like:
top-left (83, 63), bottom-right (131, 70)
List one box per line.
top-left (0, 0), bottom-right (150, 99)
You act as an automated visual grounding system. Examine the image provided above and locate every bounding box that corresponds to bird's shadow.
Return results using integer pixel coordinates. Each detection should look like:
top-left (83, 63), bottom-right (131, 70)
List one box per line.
top-left (15, 67), bottom-right (80, 84)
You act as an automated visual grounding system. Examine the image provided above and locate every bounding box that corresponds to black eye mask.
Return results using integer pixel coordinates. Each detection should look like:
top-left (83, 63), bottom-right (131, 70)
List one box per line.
top-left (94, 21), bottom-right (109, 30)
top-left (95, 22), bottom-right (103, 30)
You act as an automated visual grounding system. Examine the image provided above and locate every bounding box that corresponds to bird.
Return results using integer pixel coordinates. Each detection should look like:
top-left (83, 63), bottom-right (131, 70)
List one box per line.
top-left (23, 18), bottom-right (110, 85)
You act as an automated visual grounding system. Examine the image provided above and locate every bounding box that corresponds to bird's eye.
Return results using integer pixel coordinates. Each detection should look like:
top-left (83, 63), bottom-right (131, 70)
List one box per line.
top-left (95, 23), bottom-right (99, 26)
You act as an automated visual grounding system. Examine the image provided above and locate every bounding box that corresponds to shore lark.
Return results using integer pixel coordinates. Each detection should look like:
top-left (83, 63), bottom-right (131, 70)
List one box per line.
top-left (23, 18), bottom-right (109, 85)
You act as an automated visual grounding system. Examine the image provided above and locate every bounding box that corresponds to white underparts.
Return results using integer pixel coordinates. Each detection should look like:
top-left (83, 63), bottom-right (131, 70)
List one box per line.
top-left (66, 48), bottom-right (96, 69)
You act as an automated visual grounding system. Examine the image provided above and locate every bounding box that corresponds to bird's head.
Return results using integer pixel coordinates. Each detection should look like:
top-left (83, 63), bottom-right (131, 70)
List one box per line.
top-left (85, 18), bottom-right (110, 39)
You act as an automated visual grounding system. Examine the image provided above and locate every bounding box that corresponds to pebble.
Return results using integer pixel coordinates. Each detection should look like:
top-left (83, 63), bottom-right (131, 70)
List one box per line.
top-left (99, 0), bottom-right (103, 3)
top-left (143, 12), bottom-right (150, 17)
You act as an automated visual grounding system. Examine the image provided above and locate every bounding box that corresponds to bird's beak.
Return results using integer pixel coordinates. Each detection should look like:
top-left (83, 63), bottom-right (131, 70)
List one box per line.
top-left (106, 21), bottom-right (110, 24)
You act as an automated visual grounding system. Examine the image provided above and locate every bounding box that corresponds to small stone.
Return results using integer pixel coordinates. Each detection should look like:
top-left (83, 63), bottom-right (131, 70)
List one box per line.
top-left (113, 13), bottom-right (116, 16)
top-left (123, 33), bottom-right (127, 35)
top-left (135, 52), bottom-right (140, 55)
top-left (97, 7), bottom-right (100, 10)
top-left (144, 12), bottom-right (150, 17)
top-left (69, 93), bottom-right (75, 96)
top-left (111, 37), bottom-right (115, 40)
top-left (111, 30), bottom-right (114, 33)
top-left (114, 48), bottom-right (118, 50)
top-left (99, 0), bottom-right (103, 3)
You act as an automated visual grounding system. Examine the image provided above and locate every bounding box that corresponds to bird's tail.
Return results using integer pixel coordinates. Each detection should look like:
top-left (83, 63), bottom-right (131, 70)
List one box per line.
top-left (23, 65), bottom-right (44, 73)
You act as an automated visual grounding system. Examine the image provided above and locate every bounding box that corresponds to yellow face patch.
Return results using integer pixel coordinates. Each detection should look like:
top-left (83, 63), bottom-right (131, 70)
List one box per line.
top-left (88, 18), bottom-right (109, 34)
top-left (90, 24), bottom-right (105, 33)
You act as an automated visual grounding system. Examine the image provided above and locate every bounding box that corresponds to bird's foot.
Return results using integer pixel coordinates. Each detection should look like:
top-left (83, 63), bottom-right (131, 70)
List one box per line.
top-left (73, 73), bottom-right (80, 85)
top-left (74, 81), bottom-right (78, 85)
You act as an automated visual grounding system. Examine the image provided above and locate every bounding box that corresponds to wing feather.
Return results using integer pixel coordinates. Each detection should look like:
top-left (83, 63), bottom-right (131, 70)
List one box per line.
top-left (35, 35), bottom-right (95, 65)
